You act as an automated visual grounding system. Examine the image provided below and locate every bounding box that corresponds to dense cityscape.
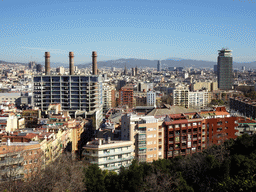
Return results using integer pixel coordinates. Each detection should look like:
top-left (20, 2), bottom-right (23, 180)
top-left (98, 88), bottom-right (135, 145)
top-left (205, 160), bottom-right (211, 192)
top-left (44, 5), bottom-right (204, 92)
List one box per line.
top-left (1, 0), bottom-right (256, 191)
top-left (0, 48), bottom-right (255, 191)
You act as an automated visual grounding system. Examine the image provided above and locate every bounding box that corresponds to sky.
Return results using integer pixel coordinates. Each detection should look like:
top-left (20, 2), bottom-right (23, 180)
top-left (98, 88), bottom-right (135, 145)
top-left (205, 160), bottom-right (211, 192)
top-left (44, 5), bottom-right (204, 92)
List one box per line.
top-left (0, 0), bottom-right (256, 64)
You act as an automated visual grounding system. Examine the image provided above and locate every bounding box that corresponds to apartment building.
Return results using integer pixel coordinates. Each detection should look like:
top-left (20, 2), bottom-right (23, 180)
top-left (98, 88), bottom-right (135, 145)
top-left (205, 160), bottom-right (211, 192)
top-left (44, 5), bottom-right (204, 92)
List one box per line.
top-left (191, 81), bottom-right (218, 92)
top-left (147, 91), bottom-right (156, 107)
top-left (82, 138), bottom-right (133, 172)
top-left (188, 91), bottom-right (210, 108)
top-left (230, 97), bottom-right (256, 119)
top-left (173, 86), bottom-right (210, 108)
top-left (0, 114), bottom-right (18, 132)
top-left (119, 85), bottom-right (134, 108)
top-left (0, 93), bottom-right (21, 104)
top-left (121, 114), bottom-right (164, 162)
top-left (0, 141), bottom-right (41, 181)
top-left (200, 107), bottom-right (239, 145)
top-left (163, 113), bottom-right (204, 159)
top-left (235, 117), bottom-right (256, 136)
top-left (102, 83), bottom-right (115, 113)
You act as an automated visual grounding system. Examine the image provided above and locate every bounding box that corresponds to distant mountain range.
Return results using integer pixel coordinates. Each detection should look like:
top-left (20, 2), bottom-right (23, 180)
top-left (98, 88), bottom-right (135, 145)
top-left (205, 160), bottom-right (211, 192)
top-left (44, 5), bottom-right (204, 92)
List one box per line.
top-left (1, 58), bottom-right (255, 70)
top-left (76, 58), bottom-right (256, 70)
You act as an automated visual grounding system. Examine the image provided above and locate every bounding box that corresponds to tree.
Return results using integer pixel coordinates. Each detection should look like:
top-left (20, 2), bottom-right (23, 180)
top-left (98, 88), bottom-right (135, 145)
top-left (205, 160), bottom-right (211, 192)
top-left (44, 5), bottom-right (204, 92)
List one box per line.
top-left (84, 164), bottom-right (106, 192)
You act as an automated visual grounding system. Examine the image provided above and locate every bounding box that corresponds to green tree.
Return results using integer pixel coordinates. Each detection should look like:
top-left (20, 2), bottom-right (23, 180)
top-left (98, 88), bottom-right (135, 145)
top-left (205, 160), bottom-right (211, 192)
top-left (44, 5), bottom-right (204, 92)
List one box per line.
top-left (84, 164), bottom-right (106, 192)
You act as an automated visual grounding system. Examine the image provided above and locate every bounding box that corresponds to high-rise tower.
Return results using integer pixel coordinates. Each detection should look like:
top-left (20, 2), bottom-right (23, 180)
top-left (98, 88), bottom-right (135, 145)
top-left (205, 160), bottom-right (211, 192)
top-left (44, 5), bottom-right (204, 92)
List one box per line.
top-left (124, 64), bottom-right (128, 75)
top-left (217, 49), bottom-right (233, 90)
top-left (157, 60), bottom-right (161, 72)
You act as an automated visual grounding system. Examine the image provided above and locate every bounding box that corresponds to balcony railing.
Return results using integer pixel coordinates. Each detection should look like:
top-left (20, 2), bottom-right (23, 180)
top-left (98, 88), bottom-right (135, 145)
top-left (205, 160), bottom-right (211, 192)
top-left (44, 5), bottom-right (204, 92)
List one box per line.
top-left (82, 149), bottom-right (133, 157)
top-left (92, 156), bottom-right (134, 165)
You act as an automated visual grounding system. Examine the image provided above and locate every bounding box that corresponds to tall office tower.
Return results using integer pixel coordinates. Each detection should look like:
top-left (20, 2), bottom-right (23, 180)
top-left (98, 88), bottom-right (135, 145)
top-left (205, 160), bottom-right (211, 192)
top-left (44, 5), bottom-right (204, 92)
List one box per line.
top-left (214, 65), bottom-right (217, 74)
top-left (135, 66), bottom-right (138, 76)
top-left (33, 52), bottom-right (103, 129)
top-left (217, 49), bottom-right (233, 90)
top-left (36, 64), bottom-right (43, 73)
top-left (28, 61), bottom-right (36, 69)
top-left (132, 68), bottom-right (136, 76)
top-left (124, 64), bottom-right (128, 75)
top-left (157, 60), bottom-right (161, 72)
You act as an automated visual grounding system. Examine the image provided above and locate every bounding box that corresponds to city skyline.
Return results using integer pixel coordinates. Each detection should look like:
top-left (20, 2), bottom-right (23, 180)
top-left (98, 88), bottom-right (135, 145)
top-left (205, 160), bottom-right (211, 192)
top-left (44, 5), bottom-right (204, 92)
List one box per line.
top-left (0, 0), bottom-right (256, 63)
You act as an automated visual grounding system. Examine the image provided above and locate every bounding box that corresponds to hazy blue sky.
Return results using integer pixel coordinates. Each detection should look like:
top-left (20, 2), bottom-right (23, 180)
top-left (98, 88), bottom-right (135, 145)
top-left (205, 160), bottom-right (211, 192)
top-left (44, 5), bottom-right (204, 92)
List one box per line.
top-left (0, 0), bottom-right (255, 64)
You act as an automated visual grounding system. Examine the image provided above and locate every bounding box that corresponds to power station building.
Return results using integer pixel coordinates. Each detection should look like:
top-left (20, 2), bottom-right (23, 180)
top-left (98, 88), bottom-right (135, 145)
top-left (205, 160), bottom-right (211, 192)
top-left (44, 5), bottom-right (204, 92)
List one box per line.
top-left (33, 51), bottom-right (103, 129)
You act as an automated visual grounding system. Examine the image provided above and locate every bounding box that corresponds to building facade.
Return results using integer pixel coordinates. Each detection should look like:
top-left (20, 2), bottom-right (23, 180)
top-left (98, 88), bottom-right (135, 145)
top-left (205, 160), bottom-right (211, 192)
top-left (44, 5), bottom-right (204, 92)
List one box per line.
top-left (119, 86), bottom-right (134, 108)
top-left (121, 114), bottom-right (164, 163)
top-left (163, 113), bottom-right (204, 159)
top-left (147, 91), bottom-right (156, 107)
top-left (33, 75), bottom-right (103, 128)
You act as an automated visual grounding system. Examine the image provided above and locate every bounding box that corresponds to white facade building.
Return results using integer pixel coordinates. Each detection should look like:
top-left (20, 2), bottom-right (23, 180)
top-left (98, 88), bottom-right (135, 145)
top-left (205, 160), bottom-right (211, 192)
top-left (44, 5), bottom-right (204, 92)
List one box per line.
top-left (173, 86), bottom-right (210, 109)
top-left (83, 138), bottom-right (133, 172)
top-left (146, 91), bottom-right (156, 107)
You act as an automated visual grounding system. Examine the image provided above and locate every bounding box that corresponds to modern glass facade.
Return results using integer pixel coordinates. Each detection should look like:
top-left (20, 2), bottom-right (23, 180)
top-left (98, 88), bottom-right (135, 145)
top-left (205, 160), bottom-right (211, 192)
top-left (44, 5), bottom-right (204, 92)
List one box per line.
top-left (217, 49), bottom-right (233, 90)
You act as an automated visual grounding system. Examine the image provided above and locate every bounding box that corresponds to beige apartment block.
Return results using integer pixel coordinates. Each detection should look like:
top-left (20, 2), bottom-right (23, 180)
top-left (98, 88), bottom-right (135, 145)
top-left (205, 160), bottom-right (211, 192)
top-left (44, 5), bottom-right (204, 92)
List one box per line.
top-left (83, 138), bottom-right (133, 172)
top-left (121, 114), bottom-right (164, 163)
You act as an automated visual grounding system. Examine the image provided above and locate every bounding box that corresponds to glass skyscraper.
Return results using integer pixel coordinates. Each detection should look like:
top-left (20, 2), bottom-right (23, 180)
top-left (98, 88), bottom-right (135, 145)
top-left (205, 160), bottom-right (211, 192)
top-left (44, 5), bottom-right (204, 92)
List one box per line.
top-left (217, 49), bottom-right (233, 90)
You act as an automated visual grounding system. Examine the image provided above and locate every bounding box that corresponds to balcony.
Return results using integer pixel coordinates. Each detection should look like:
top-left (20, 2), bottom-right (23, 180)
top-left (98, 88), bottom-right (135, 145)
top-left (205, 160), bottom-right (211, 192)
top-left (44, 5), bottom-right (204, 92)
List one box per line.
top-left (83, 149), bottom-right (133, 157)
top-left (169, 134), bottom-right (174, 137)
top-left (93, 156), bottom-right (134, 165)
top-left (169, 141), bottom-right (174, 144)
top-left (193, 138), bottom-right (197, 141)
top-left (138, 151), bottom-right (146, 154)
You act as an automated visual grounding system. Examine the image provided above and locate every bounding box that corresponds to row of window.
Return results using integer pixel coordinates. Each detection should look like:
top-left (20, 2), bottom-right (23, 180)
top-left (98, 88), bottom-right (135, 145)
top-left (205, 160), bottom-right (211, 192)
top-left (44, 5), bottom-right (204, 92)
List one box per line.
top-left (147, 128), bottom-right (156, 131)
top-left (148, 148), bottom-right (157, 151)
top-left (147, 154), bottom-right (157, 158)
top-left (24, 159), bottom-right (38, 165)
top-left (147, 134), bottom-right (157, 138)
top-left (169, 122), bottom-right (201, 129)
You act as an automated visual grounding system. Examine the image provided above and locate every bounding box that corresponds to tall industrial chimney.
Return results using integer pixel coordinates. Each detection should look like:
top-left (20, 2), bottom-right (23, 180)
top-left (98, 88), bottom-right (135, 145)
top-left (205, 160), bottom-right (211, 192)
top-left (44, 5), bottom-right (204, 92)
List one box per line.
top-left (92, 51), bottom-right (97, 75)
top-left (45, 52), bottom-right (50, 75)
top-left (69, 52), bottom-right (75, 75)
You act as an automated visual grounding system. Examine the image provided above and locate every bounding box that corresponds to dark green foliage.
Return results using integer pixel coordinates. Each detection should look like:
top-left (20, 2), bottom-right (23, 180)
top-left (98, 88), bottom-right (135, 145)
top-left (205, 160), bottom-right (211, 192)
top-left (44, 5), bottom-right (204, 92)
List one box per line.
top-left (84, 164), bottom-right (106, 192)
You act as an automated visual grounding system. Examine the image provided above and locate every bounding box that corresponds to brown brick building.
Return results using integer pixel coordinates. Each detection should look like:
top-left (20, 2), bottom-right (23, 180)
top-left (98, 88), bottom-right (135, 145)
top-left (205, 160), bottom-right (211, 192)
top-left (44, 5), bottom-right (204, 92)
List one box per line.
top-left (163, 107), bottom-right (239, 159)
top-left (119, 86), bottom-right (134, 108)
